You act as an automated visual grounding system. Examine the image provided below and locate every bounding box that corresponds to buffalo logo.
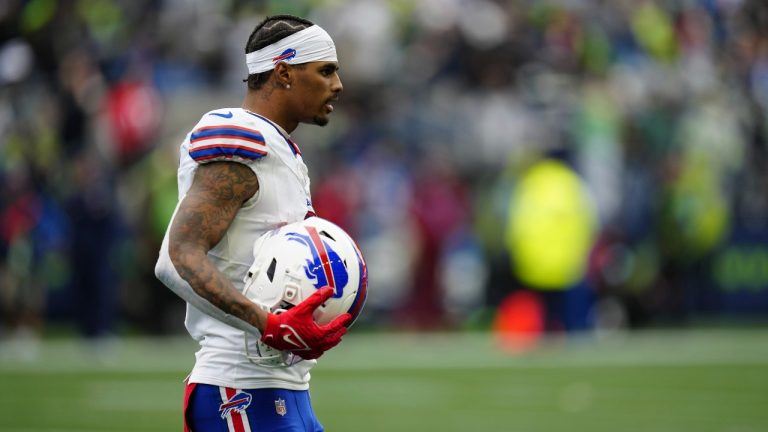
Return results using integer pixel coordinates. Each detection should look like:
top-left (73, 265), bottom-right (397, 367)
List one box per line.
top-left (219, 391), bottom-right (252, 419)
top-left (286, 226), bottom-right (348, 298)
top-left (272, 48), bottom-right (297, 63)
top-left (275, 398), bottom-right (287, 416)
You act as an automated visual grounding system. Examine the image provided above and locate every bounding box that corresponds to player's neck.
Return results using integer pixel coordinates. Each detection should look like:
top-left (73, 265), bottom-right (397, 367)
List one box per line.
top-left (242, 91), bottom-right (298, 134)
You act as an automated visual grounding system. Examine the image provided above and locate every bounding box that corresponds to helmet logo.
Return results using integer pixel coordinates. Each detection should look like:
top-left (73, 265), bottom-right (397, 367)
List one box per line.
top-left (287, 226), bottom-right (349, 297)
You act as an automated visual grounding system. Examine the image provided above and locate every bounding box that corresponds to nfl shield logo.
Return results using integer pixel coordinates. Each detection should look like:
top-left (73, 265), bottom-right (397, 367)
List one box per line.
top-left (275, 398), bottom-right (287, 416)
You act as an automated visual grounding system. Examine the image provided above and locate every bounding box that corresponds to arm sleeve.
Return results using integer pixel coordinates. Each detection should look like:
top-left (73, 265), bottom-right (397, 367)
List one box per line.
top-left (154, 226), bottom-right (262, 337)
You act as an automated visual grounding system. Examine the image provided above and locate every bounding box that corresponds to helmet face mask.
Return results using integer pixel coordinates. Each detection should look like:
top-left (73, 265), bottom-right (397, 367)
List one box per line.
top-left (242, 217), bottom-right (368, 366)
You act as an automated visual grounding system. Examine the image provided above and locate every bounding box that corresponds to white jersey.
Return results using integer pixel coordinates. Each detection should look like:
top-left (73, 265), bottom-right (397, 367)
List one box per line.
top-left (175, 108), bottom-right (316, 390)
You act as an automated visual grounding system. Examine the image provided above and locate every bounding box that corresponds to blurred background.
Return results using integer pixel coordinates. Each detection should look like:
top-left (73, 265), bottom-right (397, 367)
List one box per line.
top-left (1, 0), bottom-right (767, 431)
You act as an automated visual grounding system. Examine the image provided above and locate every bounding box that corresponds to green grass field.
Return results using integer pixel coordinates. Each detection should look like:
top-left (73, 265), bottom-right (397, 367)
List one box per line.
top-left (1, 329), bottom-right (767, 431)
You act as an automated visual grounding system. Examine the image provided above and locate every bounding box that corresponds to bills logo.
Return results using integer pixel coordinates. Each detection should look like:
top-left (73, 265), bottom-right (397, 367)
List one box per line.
top-left (286, 226), bottom-right (349, 297)
top-left (272, 48), bottom-right (297, 63)
top-left (219, 391), bottom-right (252, 419)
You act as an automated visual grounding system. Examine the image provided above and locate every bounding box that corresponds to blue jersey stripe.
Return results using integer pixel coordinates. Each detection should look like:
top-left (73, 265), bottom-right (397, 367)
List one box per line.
top-left (190, 145), bottom-right (266, 161)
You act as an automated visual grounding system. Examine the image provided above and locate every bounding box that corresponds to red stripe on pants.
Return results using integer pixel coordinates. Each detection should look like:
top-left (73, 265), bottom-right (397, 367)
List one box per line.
top-left (224, 387), bottom-right (246, 432)
top-left (183, 382), bottom-right (197, 432)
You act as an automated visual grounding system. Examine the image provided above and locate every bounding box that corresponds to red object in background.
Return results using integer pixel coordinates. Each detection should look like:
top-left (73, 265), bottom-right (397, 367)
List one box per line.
top-left (397, 162), bottom-right (470, 330)
top-left (312, 167), bottom-right (361, 234)
top-left (106, 80), bottom-right (161, 163)
top-left (492, 290), bottom-right (545, 353)
top-left (0, 193), bottom-right (42, 243)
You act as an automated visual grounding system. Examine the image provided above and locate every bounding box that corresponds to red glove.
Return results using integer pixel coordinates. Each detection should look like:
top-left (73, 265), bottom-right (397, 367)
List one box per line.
top-left (260, 287), bottom-right (352, 359)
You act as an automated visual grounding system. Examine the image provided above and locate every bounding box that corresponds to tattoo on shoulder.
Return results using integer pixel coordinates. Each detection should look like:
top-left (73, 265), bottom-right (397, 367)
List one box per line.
top-left (196, 162), bottom-right (258, 203)
top-left (171, 162), bottom-right (258, 250)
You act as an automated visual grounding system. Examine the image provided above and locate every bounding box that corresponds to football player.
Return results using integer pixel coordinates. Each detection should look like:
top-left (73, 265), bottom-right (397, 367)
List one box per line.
top-left (154, 15), bottom-right (348, 432)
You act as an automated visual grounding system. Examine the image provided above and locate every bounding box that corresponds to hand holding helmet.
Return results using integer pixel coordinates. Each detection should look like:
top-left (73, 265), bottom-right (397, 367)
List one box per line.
top-left (260, 286), bottom-right (352, 359)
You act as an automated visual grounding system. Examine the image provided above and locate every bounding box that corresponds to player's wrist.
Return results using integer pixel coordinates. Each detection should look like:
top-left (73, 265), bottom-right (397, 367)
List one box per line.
top-left (262, 311), bottom-right (280, 337)
top-left (243, 298), bottom-right (272, 333)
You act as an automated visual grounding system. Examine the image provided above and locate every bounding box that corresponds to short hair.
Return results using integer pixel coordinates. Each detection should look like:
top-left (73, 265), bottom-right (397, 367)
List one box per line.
top-left (245, 15), bottom-right (314, 90)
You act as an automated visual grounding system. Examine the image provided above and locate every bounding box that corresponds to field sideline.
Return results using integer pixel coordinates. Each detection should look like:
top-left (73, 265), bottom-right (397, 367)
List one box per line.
top-left (0, 328), bottom-right (766, 431)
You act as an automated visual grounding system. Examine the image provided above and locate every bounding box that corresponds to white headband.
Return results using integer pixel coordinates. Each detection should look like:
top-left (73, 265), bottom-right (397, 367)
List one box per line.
top-left (245, 25), bottom-right (337, 75)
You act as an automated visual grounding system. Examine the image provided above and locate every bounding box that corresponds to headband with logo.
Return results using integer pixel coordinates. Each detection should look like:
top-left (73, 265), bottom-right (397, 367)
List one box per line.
top-left (246, 25), bottom-right (337, 75)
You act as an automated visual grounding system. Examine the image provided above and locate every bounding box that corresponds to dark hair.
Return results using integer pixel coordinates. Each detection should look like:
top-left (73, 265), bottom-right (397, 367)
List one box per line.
top-left (245, 15), bottom-right (314, 90)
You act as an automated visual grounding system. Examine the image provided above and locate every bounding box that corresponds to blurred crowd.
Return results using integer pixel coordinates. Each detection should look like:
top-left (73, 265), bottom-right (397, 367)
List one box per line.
top-left (1, 0), bottom-right (768, 343)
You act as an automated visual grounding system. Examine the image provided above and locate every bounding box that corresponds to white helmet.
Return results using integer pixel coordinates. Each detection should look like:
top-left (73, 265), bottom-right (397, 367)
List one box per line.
top-left (242, 216), bottom-right (368, 366)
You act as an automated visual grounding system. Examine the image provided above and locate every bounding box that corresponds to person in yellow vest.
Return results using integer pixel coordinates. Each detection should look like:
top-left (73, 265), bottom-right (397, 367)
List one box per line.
top-left (501, 158), bottom-right (598, 336)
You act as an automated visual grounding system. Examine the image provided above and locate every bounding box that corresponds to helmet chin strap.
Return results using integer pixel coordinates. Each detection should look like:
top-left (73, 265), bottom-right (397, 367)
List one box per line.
top-left (244, 332), bottom-right (303, 368)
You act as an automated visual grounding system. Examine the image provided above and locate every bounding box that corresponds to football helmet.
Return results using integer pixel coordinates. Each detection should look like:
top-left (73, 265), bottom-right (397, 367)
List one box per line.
top-left (242, 216), bottom-right (368, 366)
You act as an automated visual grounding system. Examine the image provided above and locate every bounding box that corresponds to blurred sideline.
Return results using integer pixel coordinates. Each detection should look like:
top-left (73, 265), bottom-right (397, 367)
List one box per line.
top-left (1, 328), bottom-right (767, 372)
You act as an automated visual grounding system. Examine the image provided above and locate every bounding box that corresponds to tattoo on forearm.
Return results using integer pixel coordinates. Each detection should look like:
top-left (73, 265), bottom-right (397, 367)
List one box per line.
top-left (175, 256), bottom-right (267, 329)
top-left (169, 162), bottom-right (265, 329)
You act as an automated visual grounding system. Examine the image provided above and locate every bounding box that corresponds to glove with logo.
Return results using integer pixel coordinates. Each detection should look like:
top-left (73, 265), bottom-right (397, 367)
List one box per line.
top-left (260, 287), bottom-right (352, 360)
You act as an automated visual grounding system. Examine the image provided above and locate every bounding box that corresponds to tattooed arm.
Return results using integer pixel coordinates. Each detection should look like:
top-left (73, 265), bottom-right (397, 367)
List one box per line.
top-left (155, 161), bottom-right (269, 333)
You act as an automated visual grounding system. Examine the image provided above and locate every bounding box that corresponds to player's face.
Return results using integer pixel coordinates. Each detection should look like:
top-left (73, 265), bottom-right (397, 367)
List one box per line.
top-left (293, 61), bottom-right (343, 126)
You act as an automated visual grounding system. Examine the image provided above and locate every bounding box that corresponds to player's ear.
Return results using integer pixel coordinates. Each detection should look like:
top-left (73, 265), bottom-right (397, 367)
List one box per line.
top-left (274, 62), bottom-right (292, 89)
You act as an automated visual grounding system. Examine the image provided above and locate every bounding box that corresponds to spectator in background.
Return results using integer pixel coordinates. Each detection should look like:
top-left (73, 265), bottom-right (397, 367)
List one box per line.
top-left (67, 151), bottom-right (120, 340)
top-left (400, 152), bottom-right (470, 330)
top-left (503, 156), bottom-right (597, 332)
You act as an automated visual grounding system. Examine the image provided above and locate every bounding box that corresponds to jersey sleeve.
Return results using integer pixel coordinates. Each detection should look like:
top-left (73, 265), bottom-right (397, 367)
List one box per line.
top-left (188, 120), bottom-right (268, 164)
